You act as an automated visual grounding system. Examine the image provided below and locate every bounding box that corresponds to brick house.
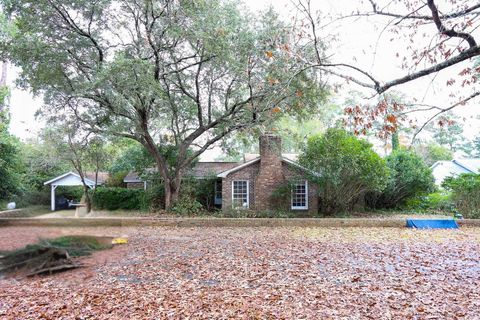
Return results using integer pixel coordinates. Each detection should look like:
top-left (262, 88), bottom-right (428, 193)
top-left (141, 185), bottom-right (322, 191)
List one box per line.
top-left (124, 134), bottom-right (319, 214)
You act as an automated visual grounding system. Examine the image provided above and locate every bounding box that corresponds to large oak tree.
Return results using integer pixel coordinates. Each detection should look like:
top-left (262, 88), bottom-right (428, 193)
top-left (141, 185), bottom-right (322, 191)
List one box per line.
top-left (1, 0), bottom-right (326, 208)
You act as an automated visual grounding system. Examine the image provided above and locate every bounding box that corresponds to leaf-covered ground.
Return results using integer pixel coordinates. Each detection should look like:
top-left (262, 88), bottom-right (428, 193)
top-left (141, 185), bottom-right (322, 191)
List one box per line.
top-left (0, 226), bottom-right (479, 319)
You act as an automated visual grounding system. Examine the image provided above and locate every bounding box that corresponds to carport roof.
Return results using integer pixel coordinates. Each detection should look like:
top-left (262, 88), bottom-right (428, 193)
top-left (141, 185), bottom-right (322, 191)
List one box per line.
top-left (44, 171), bottom-right (107, 186)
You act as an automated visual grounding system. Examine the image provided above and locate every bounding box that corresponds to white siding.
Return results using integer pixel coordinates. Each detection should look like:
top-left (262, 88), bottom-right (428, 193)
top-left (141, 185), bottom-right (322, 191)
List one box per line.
top-left (431, 161), bottom-right (471, 186)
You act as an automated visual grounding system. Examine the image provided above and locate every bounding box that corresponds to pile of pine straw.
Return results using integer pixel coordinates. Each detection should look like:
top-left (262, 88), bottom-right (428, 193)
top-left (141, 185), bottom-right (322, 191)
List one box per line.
top-left (0, 235), bottom-right (113, 277)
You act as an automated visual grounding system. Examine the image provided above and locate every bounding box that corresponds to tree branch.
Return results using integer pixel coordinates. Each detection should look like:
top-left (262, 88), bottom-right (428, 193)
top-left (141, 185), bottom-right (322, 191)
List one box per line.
top-left (427, 0), bottom-right (477, 48)
top-left (411, 91), bottom-right (480, 143)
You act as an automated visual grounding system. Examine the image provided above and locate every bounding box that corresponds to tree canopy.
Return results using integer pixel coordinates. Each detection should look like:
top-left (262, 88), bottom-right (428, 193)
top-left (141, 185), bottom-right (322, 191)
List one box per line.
top-left (1, 0), bottom-right (327, 208)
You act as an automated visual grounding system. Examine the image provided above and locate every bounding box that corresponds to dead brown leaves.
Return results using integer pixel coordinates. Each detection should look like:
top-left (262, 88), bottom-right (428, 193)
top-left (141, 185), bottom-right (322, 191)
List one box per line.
top-left (0, 226), bottom-right (479, 319)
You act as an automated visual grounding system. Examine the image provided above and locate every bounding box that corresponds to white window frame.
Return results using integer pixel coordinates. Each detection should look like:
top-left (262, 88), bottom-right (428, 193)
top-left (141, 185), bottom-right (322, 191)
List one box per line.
top-left (291, 180), bottom-right (308, 210)
top-left (232, 180), bottom-right (249, 209)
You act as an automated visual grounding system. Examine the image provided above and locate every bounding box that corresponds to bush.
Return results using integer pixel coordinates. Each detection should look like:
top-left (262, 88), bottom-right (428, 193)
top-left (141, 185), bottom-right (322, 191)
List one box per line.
top-left (214, 209), bottom-right (296, 218)
top-left (144, 181), bottom-right (165, 211)
top-left (0, 133), bottom-right (23, 199)
top-left (299, 128), bottom-right (389, 215)
top-left (443, 173), bottom-right (480, 218)
top-left (91, 187), bottom-right (145, 210)
top-left (10, 186), bottom-right (84, 208)
top-left (404, 191), bottom-right (453, 212)
top-left (56, 186), bottom-right (84, 201)
top-left (270, 182), bottom-right (293, 211)
top-left (368, 149), bottom-right (435, 209)
top-left (169, 176), bottom-right (217, 215)
top-left (170, 196), bottom-right (204, 216)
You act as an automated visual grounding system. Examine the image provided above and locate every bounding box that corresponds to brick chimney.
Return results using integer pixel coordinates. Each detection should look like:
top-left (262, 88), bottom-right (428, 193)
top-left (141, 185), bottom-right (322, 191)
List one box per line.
top-left (254, 133), bottom-right (285, 210)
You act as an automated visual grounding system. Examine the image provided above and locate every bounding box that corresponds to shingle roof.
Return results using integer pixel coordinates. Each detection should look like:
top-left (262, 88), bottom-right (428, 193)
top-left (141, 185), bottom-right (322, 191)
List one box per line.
top-left (189, 162), bottom-right (240, 178)
top-left (84, 171), bottom-right (109, 184)
top-left (124, 171), bottom-right (143, 183)
top-left (124, 162), bottom-right (241, 182)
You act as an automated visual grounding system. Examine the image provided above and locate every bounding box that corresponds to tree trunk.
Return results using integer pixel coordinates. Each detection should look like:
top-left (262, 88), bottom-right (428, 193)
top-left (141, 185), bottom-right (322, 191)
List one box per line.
top-left (83, 185), bottom-right (92, 213)
top-left (164, 176), bottom-right (181, 210)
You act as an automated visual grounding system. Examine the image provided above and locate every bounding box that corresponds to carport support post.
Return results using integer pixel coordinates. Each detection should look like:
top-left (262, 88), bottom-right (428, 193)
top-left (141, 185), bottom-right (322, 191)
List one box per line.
top-left (51, 185), bottom-right (58, 211)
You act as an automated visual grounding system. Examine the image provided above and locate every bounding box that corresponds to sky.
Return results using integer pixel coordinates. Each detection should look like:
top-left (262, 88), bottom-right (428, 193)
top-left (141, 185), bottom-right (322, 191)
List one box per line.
top-left (5, 0), bottom-right (480, 157)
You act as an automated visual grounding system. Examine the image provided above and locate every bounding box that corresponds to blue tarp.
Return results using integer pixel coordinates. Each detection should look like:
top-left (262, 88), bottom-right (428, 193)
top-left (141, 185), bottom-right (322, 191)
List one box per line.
top-left (406, 219), bottom-right (459, 229)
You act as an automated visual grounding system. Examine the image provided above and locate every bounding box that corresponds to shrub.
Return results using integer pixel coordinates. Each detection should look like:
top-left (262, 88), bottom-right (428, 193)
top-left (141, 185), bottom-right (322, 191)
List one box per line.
top-left (91, 187), bottom-right (145, 210)
top-left (270, 182), bottom-right (294, 211)
top-left (170, 196), bottom-right (204, 216)
top-left (299, 128), bottom-right (389, 215)
top-left (443, 173), bottom-right (480, 218)
top-left (144, 181), bottom-right (165, 211)
top-left (214, 209), bottom-right (296, 218)
top-left (10, 190), bottom-right (50, 208)
top-left (368, 149), bottom-right (435, 209)
top-left (193, 178), bottom-right (217, 211)
top-left (0, 131), bottom-right (23, 199)
top-left (11, 186), bottom-right (84, 208)
top-left (404, 191), bottom-right (453, 212)
top-left (56, 186), bottom-right (84, 201)
top-left (169, 176), bottom-right (217, 215)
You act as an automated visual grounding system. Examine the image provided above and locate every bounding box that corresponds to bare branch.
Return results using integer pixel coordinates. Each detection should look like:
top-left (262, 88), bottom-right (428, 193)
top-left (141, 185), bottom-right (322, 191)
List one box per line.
top-left (411, 91), bottom-right (480, 143)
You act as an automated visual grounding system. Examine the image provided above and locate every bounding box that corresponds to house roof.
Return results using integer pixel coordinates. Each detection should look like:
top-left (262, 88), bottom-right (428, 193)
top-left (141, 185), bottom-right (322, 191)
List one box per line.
top-left (217, 158), bottom-right (260, 178)
top-left (190, 162), bottom-right (240, 178)
top-left (124, 162), bottom-right (241, 183)
top-left (453, 159), bottom-right (480, 173)
top-left (124, 171), bottom-right (143, 183)
top-left (84, 171), bottom-right (109, 184)
top-left (430, 158), bottom-right (480, 186)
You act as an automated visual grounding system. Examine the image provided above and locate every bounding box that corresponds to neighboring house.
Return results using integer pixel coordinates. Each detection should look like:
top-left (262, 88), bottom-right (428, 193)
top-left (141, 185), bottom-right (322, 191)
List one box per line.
top-left (431, 159), bottom-right (480, 186)
top-left (124, 134), bottom-right (319, 214)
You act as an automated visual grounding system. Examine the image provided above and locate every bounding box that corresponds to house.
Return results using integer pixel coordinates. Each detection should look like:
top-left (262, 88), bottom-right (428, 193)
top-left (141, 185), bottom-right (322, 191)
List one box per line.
top-left (124, 134), bottom-right (319, 214)
top-left (430, 159), bottom-right (480, 186)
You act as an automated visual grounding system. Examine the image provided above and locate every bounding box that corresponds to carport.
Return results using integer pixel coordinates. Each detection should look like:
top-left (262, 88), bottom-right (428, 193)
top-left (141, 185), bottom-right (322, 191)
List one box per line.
top-left (44, 172), bottom-right (99, 211)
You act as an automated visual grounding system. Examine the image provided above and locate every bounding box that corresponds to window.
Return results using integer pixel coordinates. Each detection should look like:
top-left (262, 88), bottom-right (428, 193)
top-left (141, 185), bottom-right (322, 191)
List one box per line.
top-left (291, 180), bottom-right (308, 210)
top-left (232, 180), bottom-right (249, 209)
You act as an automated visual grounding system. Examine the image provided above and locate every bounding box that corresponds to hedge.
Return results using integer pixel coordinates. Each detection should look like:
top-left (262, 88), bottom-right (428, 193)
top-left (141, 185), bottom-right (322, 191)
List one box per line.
top-left (92, 187), bottom-right (145, 210)
top-left (443, 173), bottom-right (480, 218)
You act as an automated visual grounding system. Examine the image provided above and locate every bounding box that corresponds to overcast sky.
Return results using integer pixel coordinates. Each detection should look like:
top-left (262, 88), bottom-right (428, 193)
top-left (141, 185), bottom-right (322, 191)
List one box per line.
top-left (6, 0), bottom-right (480, 152)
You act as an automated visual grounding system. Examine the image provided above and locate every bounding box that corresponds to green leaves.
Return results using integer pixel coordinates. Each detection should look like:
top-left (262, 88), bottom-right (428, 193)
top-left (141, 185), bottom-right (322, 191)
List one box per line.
top-left (377, 149), bottom-right (435, 208)
top-left (0, 0), bottom-right (328, 207)
top-left (443, 173), bottom-right (480, 218)
top-left (299, 128), bottom-right (389, 214)
top-left (0, 131), bottom-right (22, 198)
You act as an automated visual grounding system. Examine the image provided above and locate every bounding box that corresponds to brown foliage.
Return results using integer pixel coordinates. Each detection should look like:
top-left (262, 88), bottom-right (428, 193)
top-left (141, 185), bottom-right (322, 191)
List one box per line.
top-left (1, 226), bottom-right (479, 318)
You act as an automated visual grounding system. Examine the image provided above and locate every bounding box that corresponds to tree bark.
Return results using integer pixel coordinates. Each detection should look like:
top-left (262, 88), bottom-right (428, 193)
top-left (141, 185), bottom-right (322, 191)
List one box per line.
top-left (163, 173), bottom-right (182, 210)
top-left (83, 185), bottom-right (92, 213)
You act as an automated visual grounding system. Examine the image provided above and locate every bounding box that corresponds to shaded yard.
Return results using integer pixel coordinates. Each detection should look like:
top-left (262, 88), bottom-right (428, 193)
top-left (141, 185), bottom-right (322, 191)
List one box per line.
top-left (0, 226), bottom-right (479, 319)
